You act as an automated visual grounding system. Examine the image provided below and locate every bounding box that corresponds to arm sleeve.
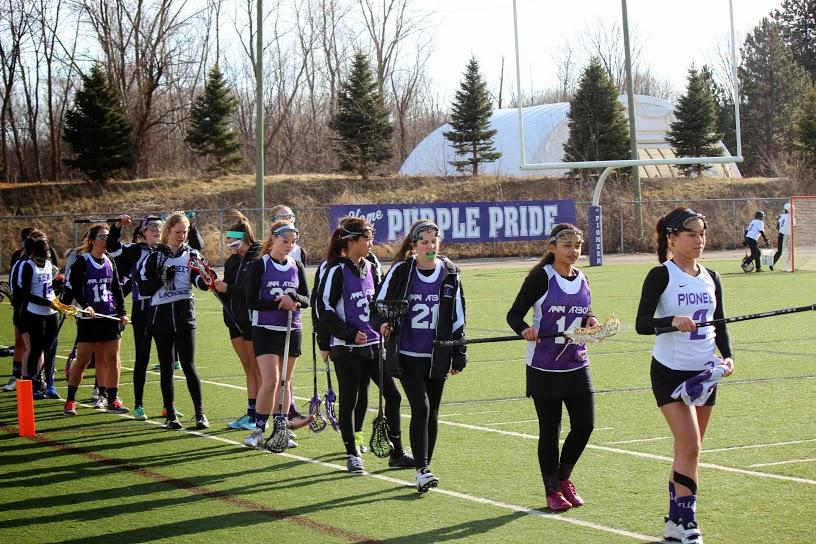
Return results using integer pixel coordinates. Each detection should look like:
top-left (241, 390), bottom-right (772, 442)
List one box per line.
top-left (109, 259), bottom-right (126, 317)
top-left (107, 224), bottom-right (124, 256)
top-left (709, 269), bottom-right (733, 359)
top-left (506, 269), bottom-right (548, 334)
top-left (635, 266), bottom-right (674, 335)
top-left (318, 264), bottom-right (360, 343)
top-left (451, 280), bottom-right (467, 370)
top-left (289, 261), bottom-right (310, 308)
top-left (188, 225), bottom-right (204, 251)
top-left (137, 250), bottom-right (162, 297)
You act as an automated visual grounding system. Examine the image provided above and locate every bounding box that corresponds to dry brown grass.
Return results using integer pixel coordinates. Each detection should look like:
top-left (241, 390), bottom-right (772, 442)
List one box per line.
top-left (1, 173), bottom-right (812, 270)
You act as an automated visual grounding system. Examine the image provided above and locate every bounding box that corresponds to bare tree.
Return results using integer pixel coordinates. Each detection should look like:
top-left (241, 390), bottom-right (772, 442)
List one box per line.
top-left (390, 38), bottom-right (430, 164)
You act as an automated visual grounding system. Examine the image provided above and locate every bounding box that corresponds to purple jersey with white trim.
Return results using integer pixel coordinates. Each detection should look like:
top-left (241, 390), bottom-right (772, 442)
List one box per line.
top-left (252, 255), bottom-right (302, 330)
top-left (527, 265), bottom-right (591, 372)
top-left (82, 253), bottom-right (117, 316)
top-left (338, 260), bottom-right (378, 346)
top-left (399, 262), bottom-right (448, 357)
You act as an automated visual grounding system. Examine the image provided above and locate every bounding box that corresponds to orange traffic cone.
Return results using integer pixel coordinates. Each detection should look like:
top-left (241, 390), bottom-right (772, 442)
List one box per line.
top-left (16, 379), bottom-right (36, 436)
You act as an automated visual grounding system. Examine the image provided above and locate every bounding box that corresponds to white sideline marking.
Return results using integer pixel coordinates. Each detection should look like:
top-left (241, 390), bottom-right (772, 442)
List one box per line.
top-left (748, 458), bottom-right (816, 468)
top-left (703, 438), bottom-right (816, 453)
top-left (486, 419), bottom-right (539, 426)
top-left (606, 437), bottom-right (672, 445)
top-left (439, 410), bottom-right (500, 418)
top-left (93, 363), bottom-right (816, 486)
top-left (79, 409), bottom-right (655, 542)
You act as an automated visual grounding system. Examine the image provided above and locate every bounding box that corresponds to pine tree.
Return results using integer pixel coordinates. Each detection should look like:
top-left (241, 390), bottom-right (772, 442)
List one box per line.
top-left (329, 51), bottom-right (393, 180)
top-left (700, 65), bottom-right (736, 158)
top-left (562, 57), bottom-right (630, 180)
top-left (443, 56), bottom-right (501, 176)
top-left (665, 67), bottom-right (722, 177)
top-left (739, 18), bottom-right (812, 175)
top-left (773, 0), bottom-right (816, 79)
top-left (185, 64), bottom-right (242, 175)
top-left (63, 64), bottom-right (133, 183)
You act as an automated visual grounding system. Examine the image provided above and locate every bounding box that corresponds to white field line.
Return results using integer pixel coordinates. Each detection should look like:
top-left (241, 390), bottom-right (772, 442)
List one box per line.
top-left (703, 438), bottom-right (816, 453)
top-left (439, 410), bottom-right (500, 417)
top-left (748, 458), bottom-right (816, 468)
top-left (56, 405), bottom-right (654, 543)
top-left (606, 437), bottom-right (672, 445)
top-left (486, 419), bottom-right (540, 426)
top-left (75, 362), bottom-right (816, 486)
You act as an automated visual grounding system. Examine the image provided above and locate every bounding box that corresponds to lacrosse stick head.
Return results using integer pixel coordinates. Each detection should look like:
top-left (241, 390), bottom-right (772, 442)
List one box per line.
top-left (188, 254), bottom-right (216, 289)
top-left (325, 390), bottom-right (340, 431)
top-left (0, 280), bottom-right (11, 303)
top-left (376, 299), bottom-right (409, 322)
top-left (51, 299), bottom-right (81, 317)
top-left (564, 314), bottom-right (620, 344)
top-left (308, 396), bottom-right (327, 433)
top-left (369, 415), bottom-right (394, 458)
top-left (265, 414), bottom-right (290, 453)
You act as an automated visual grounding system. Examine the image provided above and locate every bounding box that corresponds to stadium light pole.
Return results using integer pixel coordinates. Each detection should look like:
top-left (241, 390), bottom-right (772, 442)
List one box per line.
top-left (255, 0), bottom-right (265, 238)
top-left (621, 0), bottom-right (642, 239)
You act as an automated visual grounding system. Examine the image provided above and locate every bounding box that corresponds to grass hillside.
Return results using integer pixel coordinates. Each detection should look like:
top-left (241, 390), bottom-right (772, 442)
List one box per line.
top-left (0, 174), bottom-right (811, 269)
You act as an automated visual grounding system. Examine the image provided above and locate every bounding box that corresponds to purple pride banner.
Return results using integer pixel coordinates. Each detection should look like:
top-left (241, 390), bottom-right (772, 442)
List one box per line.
top-left (329, 200), bottom-right (576, 244)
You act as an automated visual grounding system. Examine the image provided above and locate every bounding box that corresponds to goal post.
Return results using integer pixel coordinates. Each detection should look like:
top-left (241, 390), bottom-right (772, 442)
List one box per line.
top-left (790, 196), bottom-right (816, 272)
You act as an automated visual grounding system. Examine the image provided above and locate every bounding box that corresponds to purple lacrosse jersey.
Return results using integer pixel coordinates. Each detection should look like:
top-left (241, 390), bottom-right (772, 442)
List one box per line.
top-left (334, 261), bottom-right (378, 347)
top-left (527, 265), bottom-right (591, 372)
top-left (252, 255), bottom-right (302, 330)
top-left (399, 264), bottom-right (448, 357)
top-left (82, 254), bottom-right (117, 315)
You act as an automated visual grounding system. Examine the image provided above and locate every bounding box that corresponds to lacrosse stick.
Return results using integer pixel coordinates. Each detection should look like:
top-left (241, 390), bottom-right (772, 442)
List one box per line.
top-left (51, 299), bottom-right (121, 321)
top-left (265, 310), bottom-right (293, 453)
top-left (434, 315), bottom-right (621, 347)
top-left (369, 335), bottom-right (394, 458)
top-left (64, 342), bottom-right (77, 380)
top-left (324, 352), bottom-right (340, 431)
top-left (0, 280), bottom-right (12, 303)
top-left (188, 254), bottom-right (244, 335)
top-left (655, 304), bottom-right (816, 335)
top-left (308, 331), bottom-right (327, 433)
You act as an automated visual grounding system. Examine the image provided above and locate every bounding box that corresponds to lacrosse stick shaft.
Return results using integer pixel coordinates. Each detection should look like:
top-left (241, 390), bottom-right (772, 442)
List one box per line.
top-left (73, 218), bottom-right (119, 224)
top-left (277, 310), bottom-right (294, 414)
top-left (433, 331), bottom-right (567, 347)
top-left (654, 303), bottom-right (816, 335)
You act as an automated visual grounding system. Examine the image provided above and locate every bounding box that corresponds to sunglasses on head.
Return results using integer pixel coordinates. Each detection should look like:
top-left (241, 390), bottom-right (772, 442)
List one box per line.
top-left (95, 233), bottom-right (109, 241)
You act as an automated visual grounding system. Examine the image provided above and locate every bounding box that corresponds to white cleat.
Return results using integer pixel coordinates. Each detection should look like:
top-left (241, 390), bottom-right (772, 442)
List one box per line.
top-left (244, 429), bottom-right (265, 448)
top-left (416, 468), bottom-right (439, 493)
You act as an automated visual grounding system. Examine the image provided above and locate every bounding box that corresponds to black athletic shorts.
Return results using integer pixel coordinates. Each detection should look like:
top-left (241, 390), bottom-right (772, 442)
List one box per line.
top-left (650, 358), bottom-right (717, 407)
top-left (252, 327), bottom-right (302, 357)
top-left (227, 321), bottom-right (252, 341)
top-left (526, 364), bottom-right (594, 398)
top-left (76, 318), bottom-right (122, 343)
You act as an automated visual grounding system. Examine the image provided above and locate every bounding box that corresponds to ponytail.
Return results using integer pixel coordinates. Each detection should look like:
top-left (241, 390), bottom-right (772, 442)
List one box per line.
top-left (656, 217), bottom-right (670, 263)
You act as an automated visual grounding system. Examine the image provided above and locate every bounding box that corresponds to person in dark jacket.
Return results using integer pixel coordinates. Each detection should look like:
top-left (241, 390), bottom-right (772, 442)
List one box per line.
top-left (214, 211), bottom-right (263, 430)
top-left (374, 219), bottom-right (466, 493)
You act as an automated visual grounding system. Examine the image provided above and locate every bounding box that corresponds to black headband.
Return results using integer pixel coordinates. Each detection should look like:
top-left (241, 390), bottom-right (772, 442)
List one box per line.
top-left (664, 209), bottom-right (706, 235)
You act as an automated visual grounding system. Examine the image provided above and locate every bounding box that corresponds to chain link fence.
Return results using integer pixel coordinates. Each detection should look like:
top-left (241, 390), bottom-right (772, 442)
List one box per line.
top-left (0, 197), bottom-right (790, 272)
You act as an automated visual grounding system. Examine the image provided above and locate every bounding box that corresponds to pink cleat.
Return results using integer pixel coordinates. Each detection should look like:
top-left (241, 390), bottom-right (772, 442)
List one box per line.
top-left (559, 479), bottom-right (584, 507)
top-left (546, 490), bottom-right (572, 512)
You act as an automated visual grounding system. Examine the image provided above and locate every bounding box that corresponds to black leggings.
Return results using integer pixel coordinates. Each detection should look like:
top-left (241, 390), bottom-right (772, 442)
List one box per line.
top-left (533, 393), bottom-right (594, 482)
top-left (152, 327), bottom-right (203, 416)
top-left (399, 356), bottom-right (446, 469)
top-left (745, 237), bottom-right (761, 269)
top-left (773, 233), bottom-right (784, 265)
top-left (25, 313), bottom-right (59, 384)
top-left (333, 350), bottom-right (403, 456)
top-left (131, 302), bottom-right (152, 407)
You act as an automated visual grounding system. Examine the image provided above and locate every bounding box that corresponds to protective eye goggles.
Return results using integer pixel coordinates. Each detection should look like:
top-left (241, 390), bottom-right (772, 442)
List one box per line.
top-left (273, 224), bottom-right (300, 240)
top-left (664, 210), bottom-right (707, 235)
top-left (273, 212), bottom-right (295, 222)
top-left (548, 228), bottom-right (583, 244)
top-left (95, 233), bottom-right (109, 241)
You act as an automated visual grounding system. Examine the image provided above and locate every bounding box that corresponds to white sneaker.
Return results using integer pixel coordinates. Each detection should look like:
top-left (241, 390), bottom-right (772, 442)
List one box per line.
top-left (346, 455), bottom-right (364, 474)
top-left (416, 468), bottom-right (439, 493)
top-left (93, 397), bottom-right (107, 409)
top-left (663, 517), bottom-right (682, 543)
top-left (287, 438), bottom-right (298, 449)
top-left (91, 387), bottom-right (100, 402)
top-left (244, 429), bottom-right (265, 448)
top-left (679, 521), bottom-right (702, 544)
top-left (1, 376), bottom-right (16, 392)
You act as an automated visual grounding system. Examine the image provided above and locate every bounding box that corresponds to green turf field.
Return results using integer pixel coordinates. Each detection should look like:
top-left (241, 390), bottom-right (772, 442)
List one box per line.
top-left (2, 258), bottom-right (815, 543)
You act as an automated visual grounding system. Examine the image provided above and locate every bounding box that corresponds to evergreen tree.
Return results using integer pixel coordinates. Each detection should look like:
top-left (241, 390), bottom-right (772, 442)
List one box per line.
top-left (443, 56), bottom-right (501, 176)
top-left (562, 57), bottom-right (630, 180)
top-left (185, 64), bottom-right (242, 175)
top-left (63, 64), bottom-right (133, 183)
top-left (329, 51), bottom-right (393, 180)
top-left (739, 18), bottom-right (811, 175)
top-left (772, 0), bottom-right (816, 79)
top-left (793, 86), bottom-right (816, 167)
top-left (665, 67), bottom-right (722, 177)
top-left (700, 65), bottom-right (737, 157)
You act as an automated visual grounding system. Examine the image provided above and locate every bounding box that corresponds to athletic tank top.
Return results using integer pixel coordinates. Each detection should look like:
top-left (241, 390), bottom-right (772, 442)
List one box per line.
top-left (80, 253), bottom-right (117, 317)
top-left (25, 259), bottom-right (56, 316)
top-left (331, 260), bottom-right (379, 348)
top-left (252, 254), bottom-right (302, 330)
top-left (399, 260), bottom-right (447, 357)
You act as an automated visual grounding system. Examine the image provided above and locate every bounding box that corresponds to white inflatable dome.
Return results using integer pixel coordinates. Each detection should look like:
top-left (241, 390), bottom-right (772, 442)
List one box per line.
top-left (399, 94), bottom-right (740, 178)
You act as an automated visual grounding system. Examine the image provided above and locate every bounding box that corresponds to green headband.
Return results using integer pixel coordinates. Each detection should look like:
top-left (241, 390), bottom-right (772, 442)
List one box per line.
top-left (226, 231), bottom-right (246, 239)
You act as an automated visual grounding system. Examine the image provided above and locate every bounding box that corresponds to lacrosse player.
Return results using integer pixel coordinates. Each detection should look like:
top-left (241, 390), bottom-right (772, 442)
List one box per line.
top-left (635, 207), bottom-right (734, 544)
top-left (318, 217), bottom-right (413, 474)
top-left (506, 224), bottom-right (598, 512)
top-left (3, 227), bottom-right (37, 393)
top-left (212, 211), bottom-right (263, 431)
top-left (770, 203), bottom-right (791, 271)
top-left (62, 225), bottom-right (129, 416)
top-left (107, 214), bottom-right (162, 420)
top-left (242, 220), bottom-right (311, 449)
top-left (137, 212), bottom-right (210, 430)
top-left (374, 220), bottom-right (466, 493)
top-left (741, 210), bottom-right (770, 272)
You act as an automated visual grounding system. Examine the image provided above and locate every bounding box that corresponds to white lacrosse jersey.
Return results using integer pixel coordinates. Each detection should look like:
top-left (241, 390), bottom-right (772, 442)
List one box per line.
top-left (745, 219), bottom-right (765, 240)
top-left (778, 213), bottom-right (791, 236)
top-left (24, 259), bottom-right (57, 316)
top-left (149, 248), bottom-right (199, 306)
top-left (652, 260), bottom-right (717, 371)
